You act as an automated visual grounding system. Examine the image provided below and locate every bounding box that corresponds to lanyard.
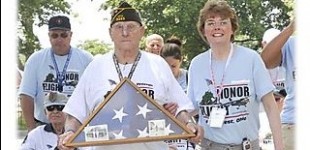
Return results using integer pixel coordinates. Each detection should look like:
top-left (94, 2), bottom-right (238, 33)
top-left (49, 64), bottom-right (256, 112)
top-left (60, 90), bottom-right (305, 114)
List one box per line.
top-left (51, 49), bottom-right (72, 92)
top-left (113, 51), bottom-right (141, 81)
top-left (209, 44), bottom-right (234, 102)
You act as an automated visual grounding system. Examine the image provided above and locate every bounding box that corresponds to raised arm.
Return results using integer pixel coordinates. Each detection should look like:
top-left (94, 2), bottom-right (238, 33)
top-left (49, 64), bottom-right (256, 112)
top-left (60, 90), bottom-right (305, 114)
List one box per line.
top-left (261, 19), bottom-right (295, 69)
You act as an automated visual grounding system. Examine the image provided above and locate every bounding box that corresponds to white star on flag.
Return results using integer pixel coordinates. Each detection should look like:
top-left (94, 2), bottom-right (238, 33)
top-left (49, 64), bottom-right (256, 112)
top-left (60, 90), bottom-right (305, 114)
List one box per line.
top-left (136, 103), bottom-right (152, 118)
top-left (137, 127), bottom-right (149, 137)
top-left (165, 124), bottom-right (175, 135)
top-left (113, 130), bottom-right (126, 139)
top-left (112, 107), bottom-right (128, 123)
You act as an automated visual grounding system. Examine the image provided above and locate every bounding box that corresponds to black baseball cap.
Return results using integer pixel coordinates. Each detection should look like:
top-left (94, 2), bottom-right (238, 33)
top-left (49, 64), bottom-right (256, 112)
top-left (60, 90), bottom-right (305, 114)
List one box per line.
top-left (48, 15), bottom-right (71, 31)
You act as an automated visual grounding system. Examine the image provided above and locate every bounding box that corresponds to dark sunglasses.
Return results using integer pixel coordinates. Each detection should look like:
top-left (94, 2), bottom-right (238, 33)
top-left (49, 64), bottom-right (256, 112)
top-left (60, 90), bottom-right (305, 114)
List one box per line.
top-left (46, 105), bottom-right (65, 111)
top-left (49, 32), bottom-right (70, 39)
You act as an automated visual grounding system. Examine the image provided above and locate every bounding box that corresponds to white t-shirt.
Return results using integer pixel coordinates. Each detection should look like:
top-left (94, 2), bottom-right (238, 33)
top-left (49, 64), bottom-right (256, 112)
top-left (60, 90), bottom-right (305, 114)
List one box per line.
top-left (268, 66), bottom-right (286, 91)
top-left (20, 124), bottom-right (59, 150)
top-left (64, 51), bottom-right (194, 150)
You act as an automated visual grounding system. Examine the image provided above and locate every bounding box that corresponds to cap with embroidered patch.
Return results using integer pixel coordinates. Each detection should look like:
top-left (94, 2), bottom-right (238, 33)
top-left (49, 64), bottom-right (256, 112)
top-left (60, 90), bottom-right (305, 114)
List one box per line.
top-left (110, 1), bottom-right (142, 26)
top-left (44, 92), bottom-right (68, 107)
top-left (48, 15), bottom-right (71, 31)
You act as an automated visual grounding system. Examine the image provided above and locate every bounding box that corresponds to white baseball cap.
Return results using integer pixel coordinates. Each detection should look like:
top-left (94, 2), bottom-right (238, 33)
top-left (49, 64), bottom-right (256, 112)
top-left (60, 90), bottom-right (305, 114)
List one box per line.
top-left (44, 92), bottom-right (68, 107)
top-left (262, 28), bottom-right (281, 43)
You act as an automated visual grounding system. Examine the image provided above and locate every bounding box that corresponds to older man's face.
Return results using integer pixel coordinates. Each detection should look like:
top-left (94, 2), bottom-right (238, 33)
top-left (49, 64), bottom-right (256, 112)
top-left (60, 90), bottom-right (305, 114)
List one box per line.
top-left (109, 21), bottom-right (145, 50)
top-left (146, 39), bottom-right (163, 55)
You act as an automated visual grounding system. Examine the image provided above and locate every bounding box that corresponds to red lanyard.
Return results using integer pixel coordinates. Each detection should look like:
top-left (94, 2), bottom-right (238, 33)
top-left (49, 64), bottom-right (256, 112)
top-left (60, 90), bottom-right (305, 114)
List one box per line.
top-left (209, 44), bottom-right (234, 102)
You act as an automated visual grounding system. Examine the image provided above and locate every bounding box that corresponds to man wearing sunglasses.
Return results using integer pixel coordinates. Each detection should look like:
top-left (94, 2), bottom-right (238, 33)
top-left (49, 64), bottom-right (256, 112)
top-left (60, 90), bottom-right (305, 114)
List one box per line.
top-left (21, 92), bottom-right (68, 149)
top-left (19, 15), bottom-right (93, 133)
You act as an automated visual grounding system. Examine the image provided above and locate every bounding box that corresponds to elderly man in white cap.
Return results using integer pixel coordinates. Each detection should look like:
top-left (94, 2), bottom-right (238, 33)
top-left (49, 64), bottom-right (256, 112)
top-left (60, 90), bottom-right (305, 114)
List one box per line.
top-left (21, 92), bottom-right (68, 150)
top-left (261, 28), bottom-right (286, 112)
top-left (259, 28), bottom-right (287, 149)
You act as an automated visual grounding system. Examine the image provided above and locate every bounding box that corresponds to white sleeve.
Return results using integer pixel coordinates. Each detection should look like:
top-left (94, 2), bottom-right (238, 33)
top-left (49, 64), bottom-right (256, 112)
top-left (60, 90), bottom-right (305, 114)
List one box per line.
top-left (20, 129), bottom-right (38, 150)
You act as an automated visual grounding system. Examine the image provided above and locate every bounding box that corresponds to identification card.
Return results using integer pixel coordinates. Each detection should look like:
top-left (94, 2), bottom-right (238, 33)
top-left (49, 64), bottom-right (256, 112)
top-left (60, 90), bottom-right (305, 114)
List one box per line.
top-left (209, 107), bottom-right (226, 128)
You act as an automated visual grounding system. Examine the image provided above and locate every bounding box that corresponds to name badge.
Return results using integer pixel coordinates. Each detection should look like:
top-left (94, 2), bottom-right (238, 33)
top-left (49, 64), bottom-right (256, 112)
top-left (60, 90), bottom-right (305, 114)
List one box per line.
top-left (209, 107), bottom-right (226, 128)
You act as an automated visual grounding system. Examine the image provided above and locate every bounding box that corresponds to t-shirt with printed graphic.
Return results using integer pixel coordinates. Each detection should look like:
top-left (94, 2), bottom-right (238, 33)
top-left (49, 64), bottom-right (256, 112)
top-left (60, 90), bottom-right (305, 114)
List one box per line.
top-left (63, 51), bottom-right (194, 150)
top-left (280, 36), bottom-right (296, 124)
top-left (187, 44), bottom-right (274, 144)
top-left (19, 47), bottom-right (93, 123)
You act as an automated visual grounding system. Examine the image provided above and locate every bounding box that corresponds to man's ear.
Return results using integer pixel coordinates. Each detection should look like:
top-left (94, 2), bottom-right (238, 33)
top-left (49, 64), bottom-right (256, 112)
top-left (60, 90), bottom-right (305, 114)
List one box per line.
top-left (109, 28), bottom-right (114, 42)
top-left (139, 26), bottom-right (146, 38)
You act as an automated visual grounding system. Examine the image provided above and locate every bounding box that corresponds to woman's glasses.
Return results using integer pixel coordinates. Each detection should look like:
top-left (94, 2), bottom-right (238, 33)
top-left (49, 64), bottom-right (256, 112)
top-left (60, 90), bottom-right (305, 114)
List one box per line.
top-left (46, 105), bottom-right (65, 111)
top-left (205, 19), bottom-right (230, 28)
top-left (49, 32), bottom-right (70, 39)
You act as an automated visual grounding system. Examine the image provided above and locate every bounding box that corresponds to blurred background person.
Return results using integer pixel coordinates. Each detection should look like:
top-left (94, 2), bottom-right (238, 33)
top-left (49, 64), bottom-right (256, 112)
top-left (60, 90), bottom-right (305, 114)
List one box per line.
top-left (261, 19), bottom-right (295, 150)
top-left (259, 28), bottom-right (287, 148)
top-left (261, 28), bottom-right (286, 112)
top-left (145, 34), bottom-right (164, 55)
top-left (161, 36), bottom-right (188, 93)
top-left (161, 36), bottom-right (194, 150)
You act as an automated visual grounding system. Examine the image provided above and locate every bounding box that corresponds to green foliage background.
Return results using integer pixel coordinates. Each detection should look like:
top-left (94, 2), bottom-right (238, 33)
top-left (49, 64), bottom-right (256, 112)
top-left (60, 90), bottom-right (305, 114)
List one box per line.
top-left (103, 0), bottom-right (293, 68)
top-left (18, 0), bottom-right (294, 69)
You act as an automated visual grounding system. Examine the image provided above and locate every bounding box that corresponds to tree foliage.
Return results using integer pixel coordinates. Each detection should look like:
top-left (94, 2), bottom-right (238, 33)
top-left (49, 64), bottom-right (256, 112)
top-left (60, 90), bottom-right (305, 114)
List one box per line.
top-left (18, 0), bottom-right (70, 60)
top-left (77, 39), bottom-right (112, 56)
top-left (18, 0), bottom-right (293, 69)
top-left (102, 0), bottom-right (293, 67)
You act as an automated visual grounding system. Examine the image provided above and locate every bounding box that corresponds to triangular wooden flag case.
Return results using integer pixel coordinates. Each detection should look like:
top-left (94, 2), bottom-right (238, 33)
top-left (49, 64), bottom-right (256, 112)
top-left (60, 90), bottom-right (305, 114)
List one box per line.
top-left (65, 78), bottom-right (195, 147)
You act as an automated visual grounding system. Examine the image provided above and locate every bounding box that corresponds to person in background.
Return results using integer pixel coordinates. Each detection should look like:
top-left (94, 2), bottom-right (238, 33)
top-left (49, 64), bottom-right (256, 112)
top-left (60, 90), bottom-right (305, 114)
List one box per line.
top-left (57, 2), bottom-right (203, 150)
top-left (146, 34), bottom-right (179, 115)
top-left (261, 19), bottom-right (295, 150)
top-left (261, 28), bottom-right (286, 112)
top-left (19, 15), bottom-right (93, 132)
top-left (20, 92), bottom-right (68, 150)
top-left (160, 36), bottom-right (188, 93)
top-left (259, 28), bottom-right (287, 148)
top-left (161, 37), bottom-right (194, 150)
top-left (187, 0), bottom-right (283, 149)
top-left (145, 34), bottom-right (164, 55)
